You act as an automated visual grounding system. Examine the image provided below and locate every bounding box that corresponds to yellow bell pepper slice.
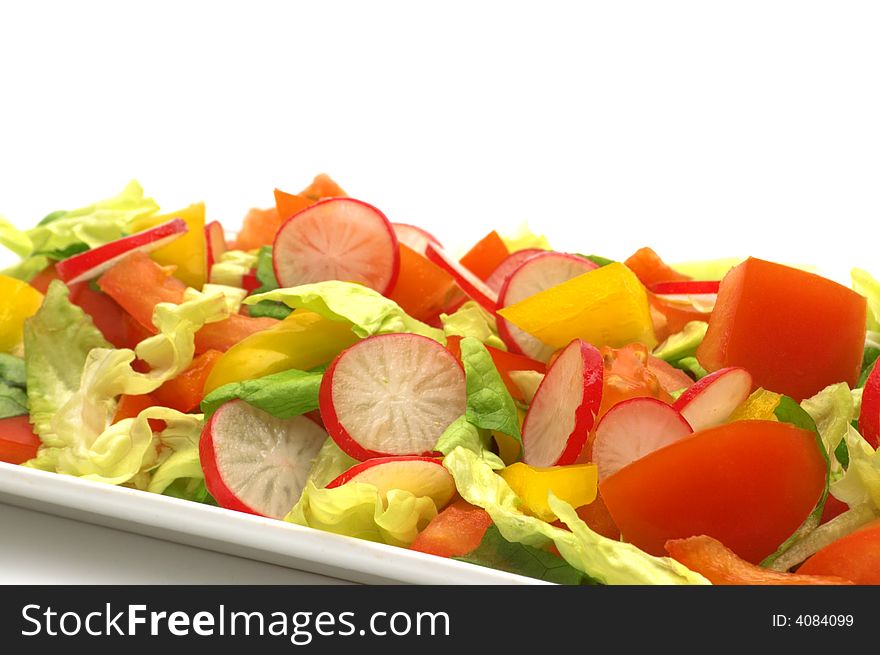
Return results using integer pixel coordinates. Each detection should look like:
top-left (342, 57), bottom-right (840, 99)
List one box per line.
top-left (0, 274), bottom-right (44, 353)
top-left (203, 311), bottom-right (359, 393)
top-left (130, 203), bottom-right (207, 289)
top-left (728, 388), bottom-right (781, 422)
top-left (497, 262), bottom-right (657, 350)
top-left (498, 461), bottom-right (598, 522)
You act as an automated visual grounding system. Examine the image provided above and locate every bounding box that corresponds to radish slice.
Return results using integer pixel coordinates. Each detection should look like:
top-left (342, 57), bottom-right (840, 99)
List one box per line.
top-left (392, 223), bottom-right (442, 255)
top-left (425, 243), bottom-right (499, 312)
top-left (484, 248), bottom-right (545, 293)
top-left (327, 456), bottom-right (455, 509)
top-left (522, 339), bottom-right (604, 466)
top-left (857, 362), bottom-right (879, 448)
top-left (497, 252), bottom-right (598, 361)
top-left (592, 397), bottom-right (694, 481)
top-left (273, 197), bottom-right (400, 294)
top-left (205, 220), bottom-right (228, 272)
top-left (55, 218), bottom-right (187, 285)
top-left (651, 280), bottom-right (721, 295)
top-left (200, 400), bottom-right (328, 519)
top-left (320, 333), bottom-right (467, 461)
top-left (672, 367), bottom-right (753, 432)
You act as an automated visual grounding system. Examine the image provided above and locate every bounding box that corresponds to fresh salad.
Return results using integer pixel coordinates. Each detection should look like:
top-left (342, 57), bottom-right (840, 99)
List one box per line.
top-left (1, 176), bottom-right (879, 585)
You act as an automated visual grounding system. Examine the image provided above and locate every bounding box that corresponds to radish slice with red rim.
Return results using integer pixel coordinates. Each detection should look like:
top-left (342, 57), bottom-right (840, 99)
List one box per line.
top-left (392, 223), bottom-right (442, 255)
top-left (497, 252), bottom-right (597, 361)
top-left (522, 339), bottom-right (604, 466)
top-left (199, 400), bottom-right (328, 519)
top-left (425, 243), bottom-right (499, 312)
top-left (56, 218), bottom-right (188, 285)
top-left (320, 333), bottom-right (467, 461)
top-left (592, 397), bottom-right (694, 481)
top-left (672, 366), bottom-right (753, 432)
top-left (484, 248), bottom-right (545, 293)
top-left (205, 220), bottom-right (227, 272)
top-left (327, 456), bottom-right (456, 509)
top-left (273, 197), bottom-right (400, 294)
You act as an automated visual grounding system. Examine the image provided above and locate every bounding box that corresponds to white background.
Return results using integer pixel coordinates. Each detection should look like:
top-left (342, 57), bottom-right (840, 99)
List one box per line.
top-left (1, 1), bottom-right (878, 582)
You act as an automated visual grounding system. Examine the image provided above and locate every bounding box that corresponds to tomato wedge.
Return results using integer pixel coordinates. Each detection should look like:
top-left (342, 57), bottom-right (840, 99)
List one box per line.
top-left (0, 416), bottom-right (41, 465)
top-left (665, 535), bottom-right (851, 585)
top-left (599, 420), bottom-right (827, 563)
top-left (697, 258), bottom-right (866, 401)
top-left (410, 497), bottom-right (493, 558)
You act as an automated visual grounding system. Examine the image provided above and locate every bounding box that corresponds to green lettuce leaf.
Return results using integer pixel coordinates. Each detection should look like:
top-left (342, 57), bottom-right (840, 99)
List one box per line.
top-left (0, 353), bottom-right (26, 388)
top-left (285, 481), bottom-right (438, 547)
top-left (0, 353), bottom-right (28, 418)
top-left (245, 281), bottom-right (445, 343)
top-left (455, 525), bottom-right (594, 585)
top-left (852, 268), bottom-right (880, 332)
top-left (441, 301), bottom-right (506, 350)
top-left (201, 368), bottom-right (322, 419)
top-left (0, 383), bottom-right (28, 419)
top-left (306, 438), bottom-right (360, 489)
top-left (246, 246), bottom-right (293, 320)
top-left (460, 337), bottom-right (522, 457)
top-left (434, 415), bottom-right (505, 469)
top-left (162, 478), bottom-right (216, 504)
top-left (24, 289), bottom-right (229, 485)
top-left (23, 281), bottom-right (112, 440)
top-left (443, 447), bottom-right (708, 584)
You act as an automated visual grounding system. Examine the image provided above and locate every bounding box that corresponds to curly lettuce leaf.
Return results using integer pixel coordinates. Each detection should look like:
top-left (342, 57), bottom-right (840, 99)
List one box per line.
top-left (246, 281), bottom-right (445, 343)
top-left (441, 301), bottom-right (506, 350)
top-left (24, 289), bottom-right (228, 485)
top-left (23, 281), bottom-right (112, 439)
top-left (26, 181), bottom-right (159, 259)
top-left (305, 438), bottom-right (359, 489)
top-left (434, 415), bottom-right (504, 470)
top-left (443, 447), bottom-right (708, 584)
top-left (285, 481), bottom-right (438, 547)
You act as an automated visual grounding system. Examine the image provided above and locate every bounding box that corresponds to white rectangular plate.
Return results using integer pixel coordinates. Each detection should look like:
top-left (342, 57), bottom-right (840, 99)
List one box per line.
top-left (0, 461), bottom-right (545, 585)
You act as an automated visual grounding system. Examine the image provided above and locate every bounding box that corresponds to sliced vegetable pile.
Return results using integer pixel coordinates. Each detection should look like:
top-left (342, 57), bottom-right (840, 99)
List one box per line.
top-left (2, 176), bottom-right (879, 585)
